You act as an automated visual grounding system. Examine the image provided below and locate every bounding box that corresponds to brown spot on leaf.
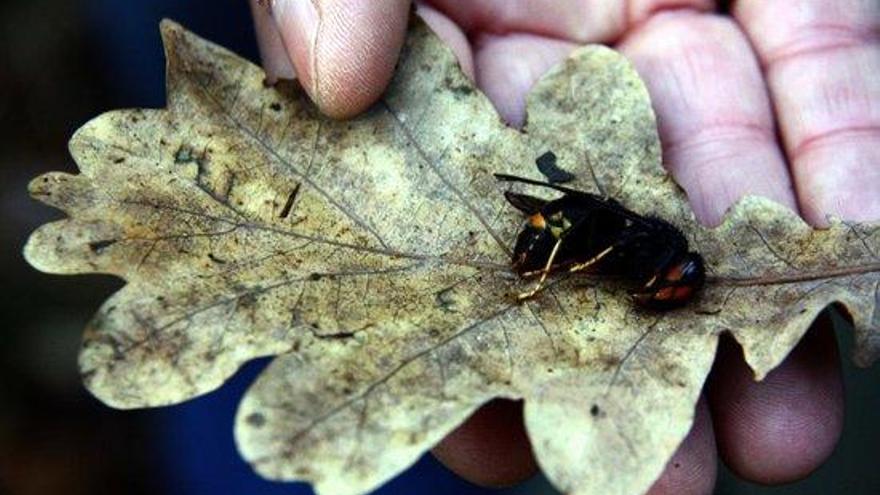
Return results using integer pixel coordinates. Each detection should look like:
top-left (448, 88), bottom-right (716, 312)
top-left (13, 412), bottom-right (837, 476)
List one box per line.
top-left (207, 252), bottom-right (227, 264)
top-left (278, 183), bottom-right (300, 219)
top-left (246, 412), bottom-right (266, 428)
top-left (88, 239), bottom-right (117, 254)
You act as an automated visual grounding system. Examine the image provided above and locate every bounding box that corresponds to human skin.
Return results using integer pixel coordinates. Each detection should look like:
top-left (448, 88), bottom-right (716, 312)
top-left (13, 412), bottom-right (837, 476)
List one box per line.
top-left (250, 1), bottom-right (880, 493)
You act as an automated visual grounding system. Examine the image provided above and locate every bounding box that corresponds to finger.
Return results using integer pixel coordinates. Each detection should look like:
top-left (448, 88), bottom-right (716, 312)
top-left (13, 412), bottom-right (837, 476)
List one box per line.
top-left (647, 398), bottom-right (717, 495)
top-left (415, 3), bottom-right (475, 80)
top-left (618, 11), bottom-right (798, 225)
top-left (426, 0), bottom-right (716, 43)
top-left (472, 33), bottom-right (577, 126)
top-left (733, 0), bottom-right (880, 225)
top-left (251, 0), bottom-right (297, 81)
top-left (270, 0), bottom-right (411, 118)
top-left (431, 399), bottom-right (537, 487)
top-left (708, 317), bottom-right (844, 484)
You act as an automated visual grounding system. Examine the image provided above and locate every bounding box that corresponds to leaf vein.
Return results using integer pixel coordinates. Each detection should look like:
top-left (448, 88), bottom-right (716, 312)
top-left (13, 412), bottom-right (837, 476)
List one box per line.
top-left (380, 99), bottom-right (511, 258)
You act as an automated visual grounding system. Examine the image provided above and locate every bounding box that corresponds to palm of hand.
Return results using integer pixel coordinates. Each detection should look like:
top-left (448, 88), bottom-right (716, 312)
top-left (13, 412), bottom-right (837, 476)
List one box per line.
top-left (251, 1), bottom-right (879, 493)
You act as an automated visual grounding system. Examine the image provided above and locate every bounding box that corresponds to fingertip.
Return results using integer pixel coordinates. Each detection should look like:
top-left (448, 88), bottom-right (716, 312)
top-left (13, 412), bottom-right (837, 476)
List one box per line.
top-left (431, 399), bottom-right (538, 487)
top-left (272, 0), bottom-right (412, 118)
top-left (250, 0), bottom-right (296, 82)
top-left (473, 33), bottom-right (576, 127)
top-left (647, 398), bottom-right (717, 495)
top-left (416, 3), bottom-right (475, 80)
top-left (709, 319), bottom-right (844, 484)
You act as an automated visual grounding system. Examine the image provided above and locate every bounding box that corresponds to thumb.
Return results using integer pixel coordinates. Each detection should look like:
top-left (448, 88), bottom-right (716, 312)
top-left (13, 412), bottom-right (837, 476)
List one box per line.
top-left (259, 0), bottom-right (411, 119)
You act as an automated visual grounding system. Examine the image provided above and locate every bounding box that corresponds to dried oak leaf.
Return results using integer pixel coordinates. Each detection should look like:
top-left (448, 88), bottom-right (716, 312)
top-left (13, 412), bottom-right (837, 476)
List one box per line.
top-left (23, 19), bottom-right (880, 495)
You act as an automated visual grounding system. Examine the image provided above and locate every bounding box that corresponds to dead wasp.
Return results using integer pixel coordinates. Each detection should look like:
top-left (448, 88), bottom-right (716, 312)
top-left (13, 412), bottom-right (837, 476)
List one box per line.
top-left (496, 173), bottom-right (705, 309)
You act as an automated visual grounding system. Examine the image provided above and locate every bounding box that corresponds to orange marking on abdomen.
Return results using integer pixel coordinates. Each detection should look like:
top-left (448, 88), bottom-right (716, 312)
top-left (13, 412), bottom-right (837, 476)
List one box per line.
top-left (528, 213), bottom-right (546, 229)
top-left (653, 287), bottom-right (675, 301)
top-left (664, 263), bottom-right (685, 282)
top-left (672, 286), bottom-right (693, 301)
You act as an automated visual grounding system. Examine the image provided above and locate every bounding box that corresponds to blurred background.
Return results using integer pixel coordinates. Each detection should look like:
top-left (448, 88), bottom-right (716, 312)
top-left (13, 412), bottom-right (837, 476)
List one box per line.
top-left (1, 1), bottom-right (878, 494)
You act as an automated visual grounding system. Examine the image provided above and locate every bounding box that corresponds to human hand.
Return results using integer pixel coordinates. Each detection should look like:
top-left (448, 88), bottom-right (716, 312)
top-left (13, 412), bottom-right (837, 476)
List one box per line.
top-left (250, 1), bottom-right (880, 493)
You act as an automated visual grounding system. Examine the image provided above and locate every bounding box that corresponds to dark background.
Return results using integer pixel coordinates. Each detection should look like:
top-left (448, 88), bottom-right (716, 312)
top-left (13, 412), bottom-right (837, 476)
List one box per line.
top-left (1, 1), bottom-right (877, 494)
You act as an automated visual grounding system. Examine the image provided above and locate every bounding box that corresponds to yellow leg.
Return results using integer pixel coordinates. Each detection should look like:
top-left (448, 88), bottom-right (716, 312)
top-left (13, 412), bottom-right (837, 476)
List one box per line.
top-left (520, 267), bottom-right (548, 278)
top-left (567, 245), bottom-right (615, 273)
top-left (517, 238), bottom-right (564, 300)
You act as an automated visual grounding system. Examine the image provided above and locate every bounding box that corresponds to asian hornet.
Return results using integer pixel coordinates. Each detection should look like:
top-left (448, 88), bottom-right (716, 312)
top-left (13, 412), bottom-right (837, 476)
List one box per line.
top-left (496, 173), bottom-right (705, 309)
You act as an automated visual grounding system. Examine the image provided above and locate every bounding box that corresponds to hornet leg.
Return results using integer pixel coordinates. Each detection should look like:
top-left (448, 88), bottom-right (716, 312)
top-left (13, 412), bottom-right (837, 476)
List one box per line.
top-left (517, 238), bottom-right (564, 301)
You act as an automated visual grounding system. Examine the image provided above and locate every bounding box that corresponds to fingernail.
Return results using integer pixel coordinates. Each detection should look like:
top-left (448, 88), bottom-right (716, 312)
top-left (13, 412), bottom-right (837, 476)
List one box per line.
top-left (272, 0), bottom-right (320, 92)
